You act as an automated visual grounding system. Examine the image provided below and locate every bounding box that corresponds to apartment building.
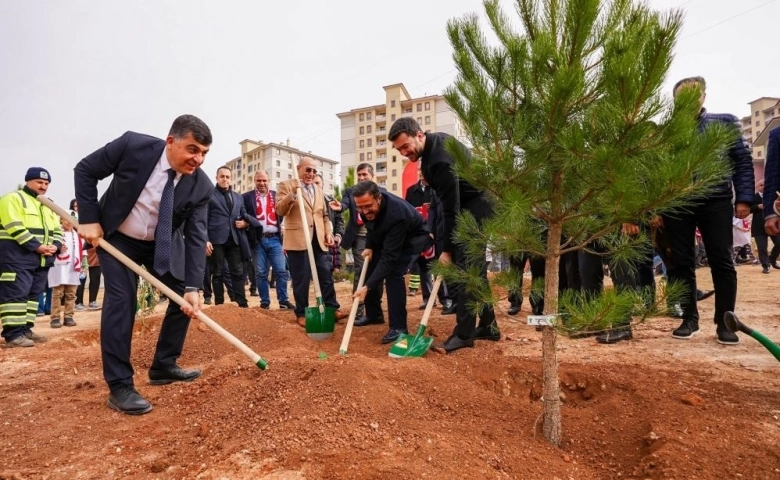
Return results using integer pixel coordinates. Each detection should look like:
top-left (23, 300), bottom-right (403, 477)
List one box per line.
top-left (741, 96), bottom-right (780, 182)
top-left (223, 139), bottom-right (339, 196)
top-left (336, 83), bottom-right (463, 198)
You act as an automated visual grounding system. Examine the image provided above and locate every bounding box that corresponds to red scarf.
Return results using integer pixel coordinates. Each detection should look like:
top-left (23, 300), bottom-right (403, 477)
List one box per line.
top-left (55, 230), bottom-right (84, 272)
top-left (255, 190), bottom-right (277, 226)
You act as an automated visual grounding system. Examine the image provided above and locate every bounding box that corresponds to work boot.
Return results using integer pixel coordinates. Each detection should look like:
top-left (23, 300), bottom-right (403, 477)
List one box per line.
top-left (24, 330), bottom-right (48, 343)
top-left (6, 336), bottom-right (35, 348)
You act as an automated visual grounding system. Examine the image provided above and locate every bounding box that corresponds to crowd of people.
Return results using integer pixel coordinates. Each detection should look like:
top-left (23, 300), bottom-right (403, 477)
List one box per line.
top-left (0, 75), bottom-right (774, 415)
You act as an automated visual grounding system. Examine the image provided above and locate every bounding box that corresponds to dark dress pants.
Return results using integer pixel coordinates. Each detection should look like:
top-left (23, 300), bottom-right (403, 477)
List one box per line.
top-left (210, 237), bottom-right (247, 307)
top-left (754, 233), bottom-right (780, 267)
top-left (508, 253), bottom-right (545, 314)
top-left (98, 232), bottom-right (191, 391)
top-left (287, 237), bottom-right (340, 319)
top-left (663, 199), bottom-right (736, 325)
top-left (367, 251), bottom-right (412, 331)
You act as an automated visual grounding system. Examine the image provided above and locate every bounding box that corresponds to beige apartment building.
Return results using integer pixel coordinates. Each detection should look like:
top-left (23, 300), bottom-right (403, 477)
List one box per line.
top-left (741, 96), bottom-right (780, 182)
top-left (223, 139), bottom-right (339, 196)
top-left (336, 83), bottom-right (463, 198)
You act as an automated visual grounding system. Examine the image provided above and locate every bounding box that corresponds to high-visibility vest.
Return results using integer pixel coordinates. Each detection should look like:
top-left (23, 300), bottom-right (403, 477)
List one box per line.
top-left (0, 190), bottom-right (63, 267)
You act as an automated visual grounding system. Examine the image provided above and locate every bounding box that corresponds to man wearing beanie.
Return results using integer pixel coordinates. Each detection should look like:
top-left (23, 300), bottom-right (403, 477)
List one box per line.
top-left (74, 114), bottom-right (213, 416)
top-left (0, 167), bottom-right (63, 347)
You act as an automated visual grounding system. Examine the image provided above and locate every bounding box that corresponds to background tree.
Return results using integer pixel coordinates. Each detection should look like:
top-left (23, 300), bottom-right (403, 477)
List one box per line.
top-left (444, 0), bottom-right (735, 446)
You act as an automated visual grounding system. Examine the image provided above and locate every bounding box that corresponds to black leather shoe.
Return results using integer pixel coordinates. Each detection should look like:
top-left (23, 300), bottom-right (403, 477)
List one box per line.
top-left (354, 316), bottom-right (385, 327)
top-left (148, 366), bottom-right (202, 385)
top-left (433, 334), bottom-right (474, 354)
top-left (696, 289), bottom-right (715, 301)
top-left (474, 323), bottom-right (501, 341)
top-left (381, 328), bottom-right (408, 344)
top-left (507, 304), bottom-right (521, 316)
top-left (762, 266), bottom-right (771, 274)
top-left (595, 328), bottom-right (633, 344)
top-left (107, 386), bottom-right (152, 415)
top-left (441, 303), bottom-right (457, 315)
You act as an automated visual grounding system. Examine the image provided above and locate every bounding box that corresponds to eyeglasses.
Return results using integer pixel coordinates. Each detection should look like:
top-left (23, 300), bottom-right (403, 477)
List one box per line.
top-left (355, 204), bottom-right (375, 213)
top-left (303, 167), bottom-right (318, 174)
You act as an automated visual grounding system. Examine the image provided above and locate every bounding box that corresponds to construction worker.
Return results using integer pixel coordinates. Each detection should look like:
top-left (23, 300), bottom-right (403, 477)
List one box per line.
top-left (0, 167), bottom-right (63, 347)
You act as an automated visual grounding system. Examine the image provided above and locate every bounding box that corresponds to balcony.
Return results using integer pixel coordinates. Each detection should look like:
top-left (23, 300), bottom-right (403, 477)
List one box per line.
top-left (375, 114), bottom-right (386, 124)
top-left (376, 141), bottom-right (387, 151)
top-left (376, 127), bottom-right (387, 137)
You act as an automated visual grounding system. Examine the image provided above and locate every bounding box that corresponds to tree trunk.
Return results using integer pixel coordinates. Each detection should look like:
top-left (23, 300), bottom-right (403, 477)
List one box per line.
top-left (541, 221), bottom-right (563, 447)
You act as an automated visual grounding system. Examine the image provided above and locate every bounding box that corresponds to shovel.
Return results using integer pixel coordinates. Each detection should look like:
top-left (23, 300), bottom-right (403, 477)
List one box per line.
top-left (296, 186), bottom-right (335, 340)
top-left (724, 311), bottom-right (780, 362)
top-left (388, 276), bottom-right (442, 358)
top-left (338, 258), bottom-right (370, 355)
top-left (38, 196), bottom-right (268, 369)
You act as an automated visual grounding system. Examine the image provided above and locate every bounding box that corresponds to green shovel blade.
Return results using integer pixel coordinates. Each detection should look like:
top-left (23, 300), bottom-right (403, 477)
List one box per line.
top-left (305, 297), bottom-right (335, 341)
top-left (388, 324), bottom-right (433, 358)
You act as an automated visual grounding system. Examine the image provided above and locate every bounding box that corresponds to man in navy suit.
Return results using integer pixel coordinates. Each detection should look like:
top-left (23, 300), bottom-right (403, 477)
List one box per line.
top-left (763, 127), bottom-right (780, 237)
top-left (206, 166), bottom-right (250, 308)
top-left (352, 181), bottom-right (432, 344)
top-left (242, 170), bottom-right (294, 310)
top-left (74, 114), bottom-right (214, 415)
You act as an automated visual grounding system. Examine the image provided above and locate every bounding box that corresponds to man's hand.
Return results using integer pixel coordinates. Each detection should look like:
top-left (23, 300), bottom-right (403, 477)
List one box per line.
top-left (362, 248), bottom-right (373, 261)
top-left (36, 245), bottom-right (55, 256)
top-left (235, 219), bottom-right (248, 229)
top-left (78, 223), bottom-right (103, 246)
top-left (181, 291), bottom-right (201, 318)
top-left (291, 179), bottom-right (301, 191)
top-left (766, 217), bottom-right (780, 235)
top-left (734, 202), bottom-right (750, 219)
top-left (325, 233), bottom-right (335, 247)
top-left (647, 216), bottom-right (664, 228)
top-left (352, 285), bottom-right (368, 301)
top-left (758, 204), bottom-right (764, 210)
top-left (438, 252), bottom-right (452, 265)
top-left (333, 234), bottom-right (342, 248)
top-left (329, 199), bottom-right (342, 212)
top-left (621, 223), bottom-right (640, 236)
top-left (205, 241), bottom-right (213, 256)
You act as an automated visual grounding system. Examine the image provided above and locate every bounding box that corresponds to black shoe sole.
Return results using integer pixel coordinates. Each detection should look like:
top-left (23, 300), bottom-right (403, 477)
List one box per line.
top-left (107, 399), bottom-right (153, 415)
top-left (148, 371), bottom-right (202, 386)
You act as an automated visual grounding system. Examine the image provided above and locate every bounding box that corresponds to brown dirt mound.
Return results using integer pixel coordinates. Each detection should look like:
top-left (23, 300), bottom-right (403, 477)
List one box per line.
top-left (1, 268), bottom-right (779, 479)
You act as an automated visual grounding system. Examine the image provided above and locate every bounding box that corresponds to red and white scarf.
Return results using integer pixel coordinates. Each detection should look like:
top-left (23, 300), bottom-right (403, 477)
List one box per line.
top-left (254, 190), bottom-right (277, 227)
top-left (54, 230), bottom-right (84, 272)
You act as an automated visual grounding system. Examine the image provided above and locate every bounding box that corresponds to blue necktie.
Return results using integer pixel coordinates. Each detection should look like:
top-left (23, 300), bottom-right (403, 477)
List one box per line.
top-left (153, 169), bottom-right (176, 275)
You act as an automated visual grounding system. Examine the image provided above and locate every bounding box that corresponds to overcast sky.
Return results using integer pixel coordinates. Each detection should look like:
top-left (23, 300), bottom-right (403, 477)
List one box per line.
top-left (1, 0), bottom-right (778, 204)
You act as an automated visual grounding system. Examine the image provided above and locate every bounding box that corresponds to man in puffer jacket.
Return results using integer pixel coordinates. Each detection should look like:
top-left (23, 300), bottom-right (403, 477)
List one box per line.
top-left (661, 76), bottom-right (754, 345)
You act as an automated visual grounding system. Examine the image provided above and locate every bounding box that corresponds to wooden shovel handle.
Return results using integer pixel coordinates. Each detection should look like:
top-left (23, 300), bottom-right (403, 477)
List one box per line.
top-left (339, 258), bottom-right (371, 354)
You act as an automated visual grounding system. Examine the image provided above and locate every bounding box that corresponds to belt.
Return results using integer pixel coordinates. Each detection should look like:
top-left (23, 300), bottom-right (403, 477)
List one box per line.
top-left (262, 232), bottom-right (280, 238)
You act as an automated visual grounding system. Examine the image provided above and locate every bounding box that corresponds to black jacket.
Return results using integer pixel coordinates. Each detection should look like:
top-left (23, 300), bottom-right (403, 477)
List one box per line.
top-left (698, 110), bottom-right (754, 204)
top-left (419, 132), bottom-right (493, 253)
top-left (404, 181), bottom-right (433, 208)
top-left (364, 192), bottom-right (431, 290)
top-left (751, 192), bottom-right (767, 236)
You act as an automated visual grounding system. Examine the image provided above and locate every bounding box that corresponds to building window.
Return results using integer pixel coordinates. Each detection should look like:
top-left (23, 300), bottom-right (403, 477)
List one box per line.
top-left (417, 117), bottom-right (422, 124)
top-left (755, 111), bottom-right (759, 117)
top-left (360, 140), bottom-right (365, 148)
top-left (425, 116), bottom-right (431, 125)
top-left (288, 174), bottom-right (292, 179)
top-left (416, 103), bottom-right (422, 112)
top-left (367, 139), bottom-right (372, 147)
top-left (392, 183), bottom-right (397, 191)
top-left (367, 112), bottom-right (372, 120)
top-left (367, 125), bottom-right (372, 134)
top-left (276, 160), bottom-right (280, 166)
top-left (758, 150), bottom-right (763, 157)
top-left (756, 121), bottom-right (760, 127)
top-left (360, 126), bottom-right (365, 135)
top-left (425, 102), bottom-right (430, 111)
top-left (288, 163), bottom-right (292, 169)
top-left (359, 113), bottom-right (364, 122)
top-left (360, 153), bottom-right (365, 161)
top-left (391, 100), bottom-right (396, 108)
top-left (276, 148), bottom-right (281, 155)
top-left (276, 172), bottom-right (280, 178)
top-left (329, 173), bottom-right (333, 179)
top-left (367, 152), bottom-right (373, 160)
top-left (248, 165), bottom-right (253, 173)
top-left (392, 155), bottom-right (397, 162)
top-left (391, 114), bottom-right (396, 121)
top-left (392, 169), bottom-right (397, 176)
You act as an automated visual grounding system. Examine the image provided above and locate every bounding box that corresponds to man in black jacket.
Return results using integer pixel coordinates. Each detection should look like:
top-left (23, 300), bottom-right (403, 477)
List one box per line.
top-left (351, 181), bottom-right (431, 344)
top-left (661, 77), bottom-right (754, 345)
top-left (389, 118), bottom-right (498, 353)
top-left (751, 179), bottom-right (780, 274)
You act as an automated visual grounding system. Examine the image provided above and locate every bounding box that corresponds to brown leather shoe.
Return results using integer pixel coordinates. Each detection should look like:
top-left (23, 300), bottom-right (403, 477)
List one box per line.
top-left (296, 317), bottom-right (306, 327)
top-left (334, 309), bottom-right (348, 322)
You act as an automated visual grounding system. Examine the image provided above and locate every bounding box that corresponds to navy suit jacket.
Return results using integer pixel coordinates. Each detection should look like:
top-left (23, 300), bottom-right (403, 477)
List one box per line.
top-left (364, 192), bottom-right (431, 290)
top-left (74, 131), bottom-right (213, 288)
top-left (763, 127), bottom-right (780, 216)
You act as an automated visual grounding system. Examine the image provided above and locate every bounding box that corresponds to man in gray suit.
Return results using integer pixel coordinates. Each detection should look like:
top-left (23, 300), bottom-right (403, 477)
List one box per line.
top-left (75, 114), bottom-right (213, 415)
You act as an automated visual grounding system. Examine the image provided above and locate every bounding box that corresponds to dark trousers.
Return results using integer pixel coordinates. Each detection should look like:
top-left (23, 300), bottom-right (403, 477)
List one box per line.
top-left (414, 255), bottom-right (449, 305)
top-left (0, 265), bottom-right (48, 341)
top-left (75, 276), bottom-right (87, 305)
top-left (209, 238), bottom-right (246, 307)
top-left (753, 233), bottom-right (780, 267)
top-left (287, 239), bottom-right (340, 318)
top-left (367, 252), bottom-right (412, 330)
top-left (509, 253), bottom-right (545, 314)
top-left (452, 244), bottom-right (496, 339)
top-left (75, 266), bottom-right (102, 304)
top-left (663, 199), bottom-right (736, 325)
top-left (98, 232), bottom-right (191, 391)
top-left (350, 235), bottom-right (383, 315)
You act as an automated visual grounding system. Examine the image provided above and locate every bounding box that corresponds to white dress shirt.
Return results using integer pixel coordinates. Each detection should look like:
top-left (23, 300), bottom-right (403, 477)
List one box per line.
top-left (117, 150), bottom-right (182, 240)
